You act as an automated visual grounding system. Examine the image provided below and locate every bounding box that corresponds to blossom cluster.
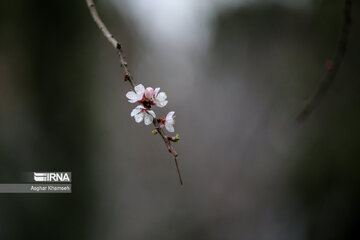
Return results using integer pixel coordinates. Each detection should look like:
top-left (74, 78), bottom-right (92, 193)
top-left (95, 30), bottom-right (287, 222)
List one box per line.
top-left (126, 84), bottom-right (175, 132)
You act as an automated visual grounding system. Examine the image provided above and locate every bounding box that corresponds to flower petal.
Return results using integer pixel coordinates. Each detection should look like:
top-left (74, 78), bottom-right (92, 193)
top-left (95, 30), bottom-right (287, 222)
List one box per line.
top-left (126, 91), bottom-right (138, 103)
top-left (165, 122), bottom-right (174, 132)
top-left (135, 104), bottom-right (146, 110)
top-left (144, 114), bottom-right (153, 125)
top-left (154, 88), bottom-right (160, 97)
top-left (147, 110), bottom-right (156, 118)
top-left (155, 100), bottom-right (168, 108)
top-left (145, 87), bottom-right (154, 99)
top-left (135, 84), bottom-right (145, 95)
top-left (154, 92), bottom-right (168, 107)
top-left (131, 107), bottom-right (141, 117)
top-left (166, 111), bottom-right (175, 120)
top-left (156, 92), bottom-right (167, 101)
top-left (134, 112), bottom-right (144, 123)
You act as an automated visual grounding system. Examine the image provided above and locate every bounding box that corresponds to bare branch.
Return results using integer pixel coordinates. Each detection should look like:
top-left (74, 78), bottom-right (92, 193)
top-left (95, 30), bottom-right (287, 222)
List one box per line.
top-left (86, 0), bottom-right (183, 185)
top-left (86, 0), bottom-right (136, 88)
top-left (154, 119), bottom-right (183, 185)
top-left (296, 0), bottom-right (352, 122)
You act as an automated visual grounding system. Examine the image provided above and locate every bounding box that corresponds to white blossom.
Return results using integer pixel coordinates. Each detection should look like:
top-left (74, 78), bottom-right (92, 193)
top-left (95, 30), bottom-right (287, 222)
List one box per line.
top-left (161, 111), bottom-right (175, 132)
top-left (153, 88), bottom-right (168, 108)
top-left (130, 105), bottom-right (156, 125)
top-left (126, 85), bottom-right (168, 109)
top-left (126, 84), bottom-right (145, 103)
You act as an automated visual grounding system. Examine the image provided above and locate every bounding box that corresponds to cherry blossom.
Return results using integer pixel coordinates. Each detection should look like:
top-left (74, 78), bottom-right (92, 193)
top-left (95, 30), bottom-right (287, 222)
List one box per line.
top-left (126, 84), bottom-right (145, 103)
top-left (126, 84), bottom-right (173, 130)
top-left (126, 84), bottom-right (168, 109)
top-left (160, 111), bottom-right (175, 132)
top-left (152, 88), bottom-right (168, 108)
top-left (130, 105), bottom-right (156, 125)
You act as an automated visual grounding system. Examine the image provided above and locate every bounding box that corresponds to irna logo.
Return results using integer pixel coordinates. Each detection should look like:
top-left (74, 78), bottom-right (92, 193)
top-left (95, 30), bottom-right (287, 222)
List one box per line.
top-left (34, 172), bottom-right (71, 182)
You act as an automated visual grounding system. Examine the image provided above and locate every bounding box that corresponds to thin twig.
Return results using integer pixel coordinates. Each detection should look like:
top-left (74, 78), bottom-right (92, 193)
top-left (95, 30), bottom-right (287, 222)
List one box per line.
top-left (296, 0), bottom-right (352, 122)
top-left (174, 157), bottom-right (183, 185)
top-left (86, 0), bottom-right (183, 185)
top-left (86, 0), bottom-right (136, 88)
top-left (154, 120), bottom-right (183, 185)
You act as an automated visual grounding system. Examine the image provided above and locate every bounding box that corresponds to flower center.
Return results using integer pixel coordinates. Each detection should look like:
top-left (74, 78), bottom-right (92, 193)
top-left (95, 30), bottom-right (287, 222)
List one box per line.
top-left (142, 99), bottom-right (152, 109)
top-left (139, 95), bottom-right (154, 109)
top-left (160, 117), bottom-right (166, 124)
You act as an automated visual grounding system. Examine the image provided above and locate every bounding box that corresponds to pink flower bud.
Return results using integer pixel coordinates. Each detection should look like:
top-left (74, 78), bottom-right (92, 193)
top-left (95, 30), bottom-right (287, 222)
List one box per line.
top-left (144, 87), bottom-right (154, 99)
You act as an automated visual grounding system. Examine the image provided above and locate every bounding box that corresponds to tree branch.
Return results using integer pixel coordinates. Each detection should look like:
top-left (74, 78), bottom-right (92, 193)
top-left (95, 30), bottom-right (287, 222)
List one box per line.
top-left (296, 0), bottom-right (352, 122)
top-left (86, 0), bottom-right (183, 185)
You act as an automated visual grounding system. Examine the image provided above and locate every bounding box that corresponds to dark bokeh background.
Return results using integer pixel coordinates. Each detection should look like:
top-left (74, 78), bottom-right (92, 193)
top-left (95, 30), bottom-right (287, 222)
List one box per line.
top-left (0, 0), bottom-right (359, 239)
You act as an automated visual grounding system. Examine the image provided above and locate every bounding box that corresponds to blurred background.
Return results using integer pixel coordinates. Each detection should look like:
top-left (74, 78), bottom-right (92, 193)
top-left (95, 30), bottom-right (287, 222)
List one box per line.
top-left (0, 0), bottom-right (359, 239)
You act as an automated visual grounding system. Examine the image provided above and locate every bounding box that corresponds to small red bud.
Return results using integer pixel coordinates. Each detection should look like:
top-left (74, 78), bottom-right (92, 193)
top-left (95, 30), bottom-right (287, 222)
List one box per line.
top-left (160, 117), bottom-right (166, 124)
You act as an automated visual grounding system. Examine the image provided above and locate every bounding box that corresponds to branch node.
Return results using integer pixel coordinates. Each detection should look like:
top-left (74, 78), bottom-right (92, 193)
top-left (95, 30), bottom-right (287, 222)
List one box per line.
top-left (124, 74), bottom-right (130, 82)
